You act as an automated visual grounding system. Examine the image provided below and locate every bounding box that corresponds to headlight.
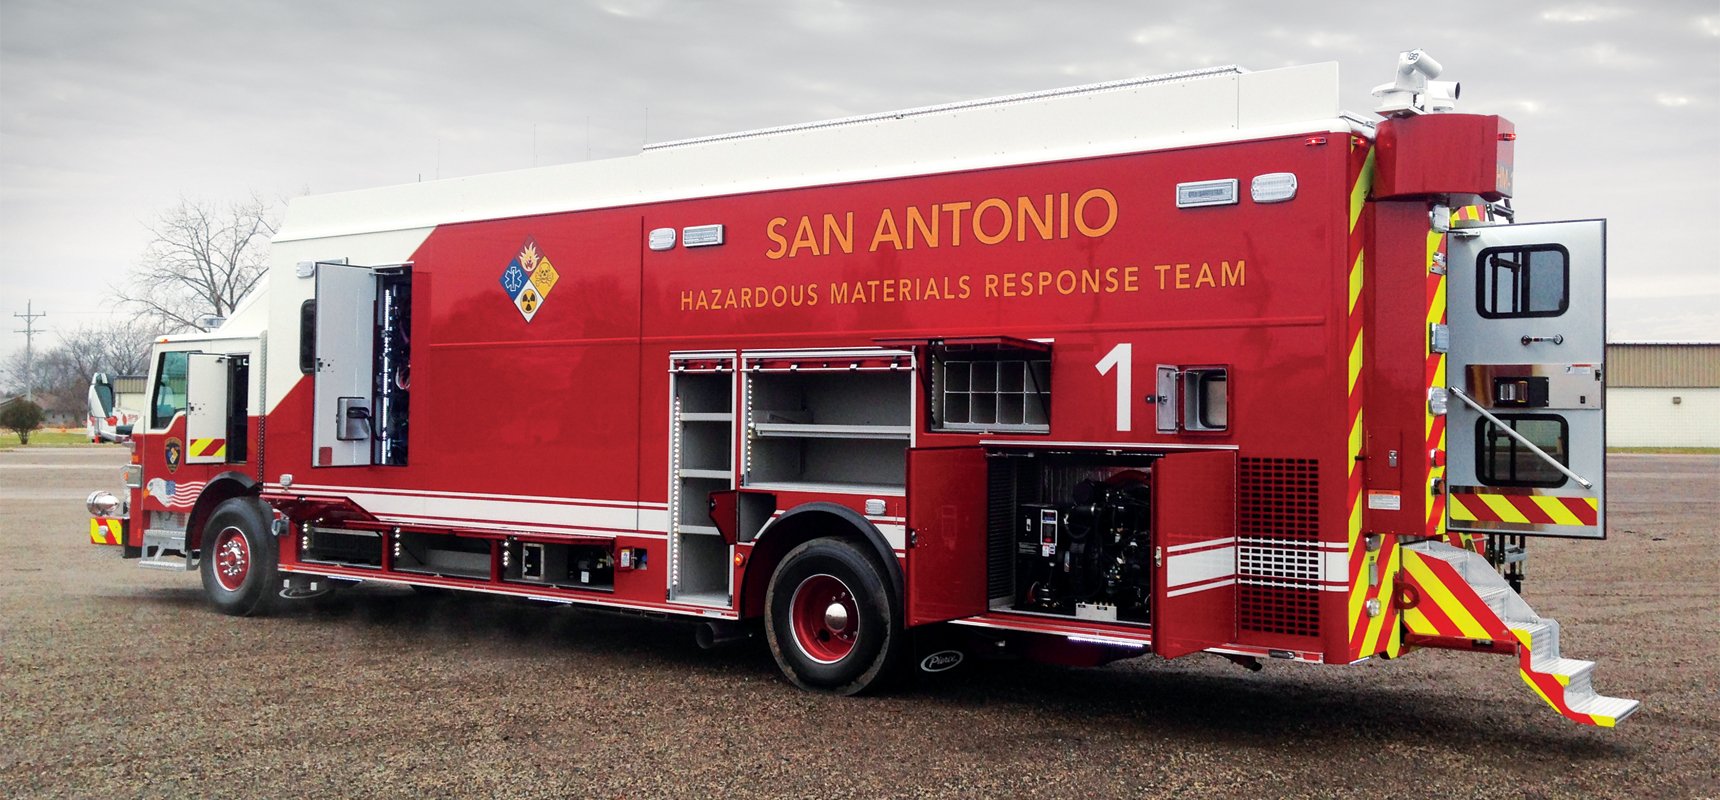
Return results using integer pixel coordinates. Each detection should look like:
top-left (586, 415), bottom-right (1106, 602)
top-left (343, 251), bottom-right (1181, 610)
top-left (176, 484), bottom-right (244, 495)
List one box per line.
top-left (86, 490), bottom-right (123, 517)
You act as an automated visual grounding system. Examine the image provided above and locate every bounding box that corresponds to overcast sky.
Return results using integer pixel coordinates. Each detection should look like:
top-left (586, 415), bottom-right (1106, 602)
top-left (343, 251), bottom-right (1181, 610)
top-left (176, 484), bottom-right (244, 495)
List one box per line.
top-left (2, 0), bottom-right (1716, 365)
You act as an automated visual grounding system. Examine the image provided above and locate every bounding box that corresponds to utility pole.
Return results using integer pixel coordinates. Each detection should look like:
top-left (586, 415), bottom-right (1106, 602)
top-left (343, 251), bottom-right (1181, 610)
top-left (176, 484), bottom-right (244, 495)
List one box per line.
top-left (13, 301), bottom-right (46, 402)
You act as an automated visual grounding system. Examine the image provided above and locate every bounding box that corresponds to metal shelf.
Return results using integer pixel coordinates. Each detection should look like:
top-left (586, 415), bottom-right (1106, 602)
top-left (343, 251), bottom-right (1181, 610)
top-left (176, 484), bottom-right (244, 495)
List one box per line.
top-left (678, 468), bottom-right (732, 480)
top-left (751, 422), bottom-right (912, 440)
top-left (670, 590), bottom-right (730, 608)
top-left (680, 412), bottom-right (733, 422)
top-left (678, 524), bottom-right (722, 536)
top-left (742, 480), bottom-right (905, 496)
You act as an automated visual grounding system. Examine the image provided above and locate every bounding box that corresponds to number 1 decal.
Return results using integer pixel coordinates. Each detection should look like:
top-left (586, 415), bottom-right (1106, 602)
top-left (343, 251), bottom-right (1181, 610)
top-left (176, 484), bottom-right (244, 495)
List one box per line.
top-left (1096, 342), bottom-right (1132, 432)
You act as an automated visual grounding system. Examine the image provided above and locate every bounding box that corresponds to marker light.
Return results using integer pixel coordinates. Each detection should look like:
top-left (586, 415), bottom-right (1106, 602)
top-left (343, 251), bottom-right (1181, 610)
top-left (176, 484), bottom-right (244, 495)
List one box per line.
top-left (1250, 173), bottom-right (1298, 204)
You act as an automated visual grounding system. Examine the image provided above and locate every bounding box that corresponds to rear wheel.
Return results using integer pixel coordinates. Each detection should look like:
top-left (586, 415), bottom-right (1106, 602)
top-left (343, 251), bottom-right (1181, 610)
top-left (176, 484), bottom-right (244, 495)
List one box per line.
top-left (765, 537), bottom-right (904, 695)
top-left (199, 497), bottom-right (278, 616)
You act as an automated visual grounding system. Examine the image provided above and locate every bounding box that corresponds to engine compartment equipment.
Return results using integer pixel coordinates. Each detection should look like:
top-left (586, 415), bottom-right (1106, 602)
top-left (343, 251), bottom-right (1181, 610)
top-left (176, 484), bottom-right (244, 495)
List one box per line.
top-left (1014, 473), bottom-right (1152, 623)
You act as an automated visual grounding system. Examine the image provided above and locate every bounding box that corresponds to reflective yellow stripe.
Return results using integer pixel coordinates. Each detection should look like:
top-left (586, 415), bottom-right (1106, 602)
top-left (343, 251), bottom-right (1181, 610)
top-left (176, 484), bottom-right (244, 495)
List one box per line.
top-left (1347, 335), bottom-right (1363, 396)
top-left (1536, 497), bottom-right (1584, 526)
top-left (1358, 544), bottom-right (1400, 656)
top-left (1479, 493), bottom-right (1531, 524)
top-left (1348, 251), bottom-right (1364, 315)
top-left (1349, 149), bottom-right (1375, 234)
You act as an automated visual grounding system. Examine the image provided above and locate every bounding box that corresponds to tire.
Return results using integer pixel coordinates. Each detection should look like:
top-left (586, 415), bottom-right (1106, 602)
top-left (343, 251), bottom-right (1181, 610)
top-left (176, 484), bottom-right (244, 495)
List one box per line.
top-left (764, 537), bottom-right (905, 695)
top-left (199, 497), bottom-right (278, 617)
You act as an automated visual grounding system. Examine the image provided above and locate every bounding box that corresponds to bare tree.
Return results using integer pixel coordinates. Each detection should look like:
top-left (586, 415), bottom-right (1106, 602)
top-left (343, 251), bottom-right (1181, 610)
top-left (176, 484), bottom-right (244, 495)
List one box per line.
top-left (118, 197), bottom-right (278, 332)
top-left (2, 321), bottom-right (156, 416)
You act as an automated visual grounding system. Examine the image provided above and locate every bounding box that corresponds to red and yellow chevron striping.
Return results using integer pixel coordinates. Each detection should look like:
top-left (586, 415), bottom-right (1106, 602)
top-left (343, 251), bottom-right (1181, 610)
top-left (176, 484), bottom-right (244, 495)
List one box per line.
top-left (189, 437), bottom-right (226, 460)
top-left (1400, 547), bottom-right (1620, 726)
top-left (1450, 203), bottom-right (1489, 227)
top-left (1345, 138), bottom-right (1401, 660)
top-left (89, 516), bottom-right (124, 546)
top-left (1449, 491), bottom-right (1599, 526)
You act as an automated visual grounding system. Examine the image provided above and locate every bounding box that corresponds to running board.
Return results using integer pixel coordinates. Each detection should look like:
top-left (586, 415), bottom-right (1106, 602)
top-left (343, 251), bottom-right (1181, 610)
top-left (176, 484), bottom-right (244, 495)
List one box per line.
top-left (139, 527), bottom-right (195, 571)
top-left (1399, 541), bottom-right (1639, 727)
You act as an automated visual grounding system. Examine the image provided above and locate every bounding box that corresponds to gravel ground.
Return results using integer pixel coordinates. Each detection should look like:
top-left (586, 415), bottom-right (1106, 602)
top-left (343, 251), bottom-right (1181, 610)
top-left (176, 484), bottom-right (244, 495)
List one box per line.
top-left (1, 448), bottom-right (1715, 799)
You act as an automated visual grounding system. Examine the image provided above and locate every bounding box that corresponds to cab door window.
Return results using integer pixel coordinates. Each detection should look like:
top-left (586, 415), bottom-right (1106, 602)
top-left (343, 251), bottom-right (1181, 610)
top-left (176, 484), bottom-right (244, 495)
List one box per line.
top-left (150, 351), bottom-right (190, 428)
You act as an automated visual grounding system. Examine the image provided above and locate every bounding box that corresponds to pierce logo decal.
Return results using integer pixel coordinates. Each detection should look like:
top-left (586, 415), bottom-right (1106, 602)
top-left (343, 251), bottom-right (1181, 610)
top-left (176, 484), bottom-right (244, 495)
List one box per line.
top-left (498, 237), bottom-right (560, 322)
top-left (918, 650), bottom-right (964, 673)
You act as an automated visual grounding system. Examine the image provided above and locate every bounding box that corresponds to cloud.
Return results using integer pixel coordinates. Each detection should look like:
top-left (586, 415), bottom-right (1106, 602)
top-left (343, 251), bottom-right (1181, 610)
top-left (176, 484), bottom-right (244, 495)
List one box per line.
top-left (1, 0), bottom-right (1715, 362)
top-left (1541, 6), bottom-right (1628, 23)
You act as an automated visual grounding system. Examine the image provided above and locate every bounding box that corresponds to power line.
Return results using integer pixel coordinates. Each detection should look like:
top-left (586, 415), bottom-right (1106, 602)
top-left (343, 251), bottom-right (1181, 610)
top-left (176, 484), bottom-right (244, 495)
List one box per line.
top-left (12, 301), bottom-right (46, 402)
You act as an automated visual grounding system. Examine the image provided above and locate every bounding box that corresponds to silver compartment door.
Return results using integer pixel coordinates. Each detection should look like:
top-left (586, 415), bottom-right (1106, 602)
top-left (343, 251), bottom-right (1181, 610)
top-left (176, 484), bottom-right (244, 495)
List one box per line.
top-left (313, 263), bottom-right (377, 467)
top-left (185, 353), bottom-right (229, 464)
top-left (1447, 220), bottom-right (1605, 539)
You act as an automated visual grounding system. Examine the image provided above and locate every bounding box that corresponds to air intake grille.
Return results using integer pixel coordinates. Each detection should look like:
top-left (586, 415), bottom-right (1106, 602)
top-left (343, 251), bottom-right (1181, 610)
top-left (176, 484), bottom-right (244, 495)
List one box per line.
top-left (986, 457), bottom-right (1023, 600)
top-left (1237, 458), bottom-right (1321, 637)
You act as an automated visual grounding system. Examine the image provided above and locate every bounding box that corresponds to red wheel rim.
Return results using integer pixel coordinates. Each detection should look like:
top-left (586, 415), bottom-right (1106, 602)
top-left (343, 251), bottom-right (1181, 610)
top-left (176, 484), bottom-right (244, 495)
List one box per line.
top-left (789, 573), bottom-right (859, 664)
top-left (213, 526), bottom-right (251, 591)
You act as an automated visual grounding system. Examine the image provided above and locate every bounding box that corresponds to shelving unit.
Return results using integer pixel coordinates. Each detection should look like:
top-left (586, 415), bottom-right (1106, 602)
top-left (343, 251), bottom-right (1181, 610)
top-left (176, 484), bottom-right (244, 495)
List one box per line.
top-left (743, 350), bottom-right (914, 494)
top-left (668, 354), bottom-right (736, 608)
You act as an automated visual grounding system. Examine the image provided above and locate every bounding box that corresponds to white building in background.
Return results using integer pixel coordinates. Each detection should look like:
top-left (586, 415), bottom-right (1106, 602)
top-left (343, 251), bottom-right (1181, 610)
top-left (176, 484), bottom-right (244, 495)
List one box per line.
top-left (1606, 343), bottom-right (1720, 448)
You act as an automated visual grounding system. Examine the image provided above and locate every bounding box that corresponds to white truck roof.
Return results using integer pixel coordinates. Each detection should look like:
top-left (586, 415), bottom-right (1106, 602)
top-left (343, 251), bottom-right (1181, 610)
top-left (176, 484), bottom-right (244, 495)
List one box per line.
top-left (275, 62), bottom-right (1349, 244)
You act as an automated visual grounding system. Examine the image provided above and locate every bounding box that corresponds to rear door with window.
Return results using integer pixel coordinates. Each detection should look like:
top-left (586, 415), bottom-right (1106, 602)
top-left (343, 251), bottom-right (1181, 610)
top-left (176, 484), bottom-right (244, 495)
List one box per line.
top-left (1446, 220), bottom-right (1605, 539)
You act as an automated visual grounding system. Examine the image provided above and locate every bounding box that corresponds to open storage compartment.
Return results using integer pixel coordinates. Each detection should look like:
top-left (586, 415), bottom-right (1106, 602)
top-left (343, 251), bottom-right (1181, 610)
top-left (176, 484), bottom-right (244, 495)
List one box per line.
top-left (502, 540), bottom-right (615, 590)
top-left (669, 353), bottom-right (737, 607)
top-left (393, 531), bottom-right (493, 580)
top-left (301, 526), bottom-right (384, 569)
top-left (985, 451), bottom-right (1161, 624)
top-left (743, 349), bottom-right (913, 493)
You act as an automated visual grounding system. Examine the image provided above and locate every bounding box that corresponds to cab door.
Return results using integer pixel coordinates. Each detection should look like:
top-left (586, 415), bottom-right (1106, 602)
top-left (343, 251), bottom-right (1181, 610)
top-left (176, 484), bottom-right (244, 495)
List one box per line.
top-left (1446, 220), bottom-right (1606, 538)
top-left (1152, 450), bottom-right (1238, 658)
top-left (185, 353), bottom-right (229, 464)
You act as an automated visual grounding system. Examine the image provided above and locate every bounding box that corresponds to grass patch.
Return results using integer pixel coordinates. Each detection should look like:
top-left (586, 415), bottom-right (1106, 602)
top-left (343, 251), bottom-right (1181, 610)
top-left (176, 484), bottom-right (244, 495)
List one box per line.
top-left (0, 428), bottom-right (104, 449)
top-left (1608, 446), bottom-right (1720, 455)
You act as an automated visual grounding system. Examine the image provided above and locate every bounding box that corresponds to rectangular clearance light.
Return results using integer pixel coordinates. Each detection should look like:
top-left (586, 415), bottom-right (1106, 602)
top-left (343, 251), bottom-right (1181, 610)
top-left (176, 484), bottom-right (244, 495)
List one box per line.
top-left (1251, 172), bottom-right (1298, 203)
top-left (1176, 179), bottom-right (1238, 208)
top-left (682, 224), bottom-right (725, 247)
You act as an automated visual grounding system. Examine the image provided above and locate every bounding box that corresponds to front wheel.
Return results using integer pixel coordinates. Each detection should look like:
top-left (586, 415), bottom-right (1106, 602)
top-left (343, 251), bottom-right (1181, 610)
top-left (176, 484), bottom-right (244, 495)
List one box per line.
top-left (199, 497), bottom-right (279, 617)
top-left (764, 537), bottom-right (904, 695)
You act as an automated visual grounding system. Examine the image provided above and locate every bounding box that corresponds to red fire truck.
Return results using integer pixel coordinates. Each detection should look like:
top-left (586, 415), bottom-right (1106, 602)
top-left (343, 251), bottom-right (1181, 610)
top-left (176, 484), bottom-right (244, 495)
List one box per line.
top-left (86, 51), bottom-right (1635, 725)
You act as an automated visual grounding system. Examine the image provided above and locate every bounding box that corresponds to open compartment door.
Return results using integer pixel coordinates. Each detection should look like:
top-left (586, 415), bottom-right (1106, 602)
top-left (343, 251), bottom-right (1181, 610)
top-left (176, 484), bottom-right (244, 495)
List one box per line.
top-left (184, 353), bottom-right (229, 464)
top-left (1152, 450), bottom-right (1238, 658)
top-left (312, 262), bottom-right (377, 467)
top-left (1446, 220), bottom-right (1605, 538)
top-left (906, 446), bottom-right (988, 626)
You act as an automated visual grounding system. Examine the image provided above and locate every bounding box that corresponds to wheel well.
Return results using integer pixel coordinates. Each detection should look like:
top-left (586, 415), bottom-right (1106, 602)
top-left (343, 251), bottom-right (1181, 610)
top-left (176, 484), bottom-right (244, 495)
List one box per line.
top-left (185, 472), bottom-right (261, 552)
top-left (738, 502), bottom-right (902, 620)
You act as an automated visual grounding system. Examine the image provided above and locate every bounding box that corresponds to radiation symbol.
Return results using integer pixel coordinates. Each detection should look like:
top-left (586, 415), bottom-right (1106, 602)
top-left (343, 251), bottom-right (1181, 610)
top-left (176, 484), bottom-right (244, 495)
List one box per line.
top-left (515, 286), bottom-right (541, 321)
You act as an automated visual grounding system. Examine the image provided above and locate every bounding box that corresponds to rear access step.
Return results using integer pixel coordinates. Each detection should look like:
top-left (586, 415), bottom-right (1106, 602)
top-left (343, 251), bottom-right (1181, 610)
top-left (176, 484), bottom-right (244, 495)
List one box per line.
top-left (1400, 541), bottom-right (1639, 726)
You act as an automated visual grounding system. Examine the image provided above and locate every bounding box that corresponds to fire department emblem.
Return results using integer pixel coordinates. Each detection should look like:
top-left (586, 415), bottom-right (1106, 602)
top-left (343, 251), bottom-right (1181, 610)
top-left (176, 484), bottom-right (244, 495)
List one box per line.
top-left (497, 238), bottom-right (560, 322)
top-left (163, 437), bottom-right (183, 473)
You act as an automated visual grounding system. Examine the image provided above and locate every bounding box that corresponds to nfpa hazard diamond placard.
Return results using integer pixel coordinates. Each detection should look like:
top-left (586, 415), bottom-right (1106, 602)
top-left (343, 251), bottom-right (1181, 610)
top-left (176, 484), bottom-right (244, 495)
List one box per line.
top-left (499, 237), bottom-right (560, 322)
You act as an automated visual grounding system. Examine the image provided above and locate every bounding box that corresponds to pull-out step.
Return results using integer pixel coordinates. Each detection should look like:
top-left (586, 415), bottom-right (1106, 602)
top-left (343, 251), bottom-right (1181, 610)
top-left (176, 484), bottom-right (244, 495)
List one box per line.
top-left (139, 527), bottom-right (194, 571)
top-left (1401, 541), bottom-right (1639, 727)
